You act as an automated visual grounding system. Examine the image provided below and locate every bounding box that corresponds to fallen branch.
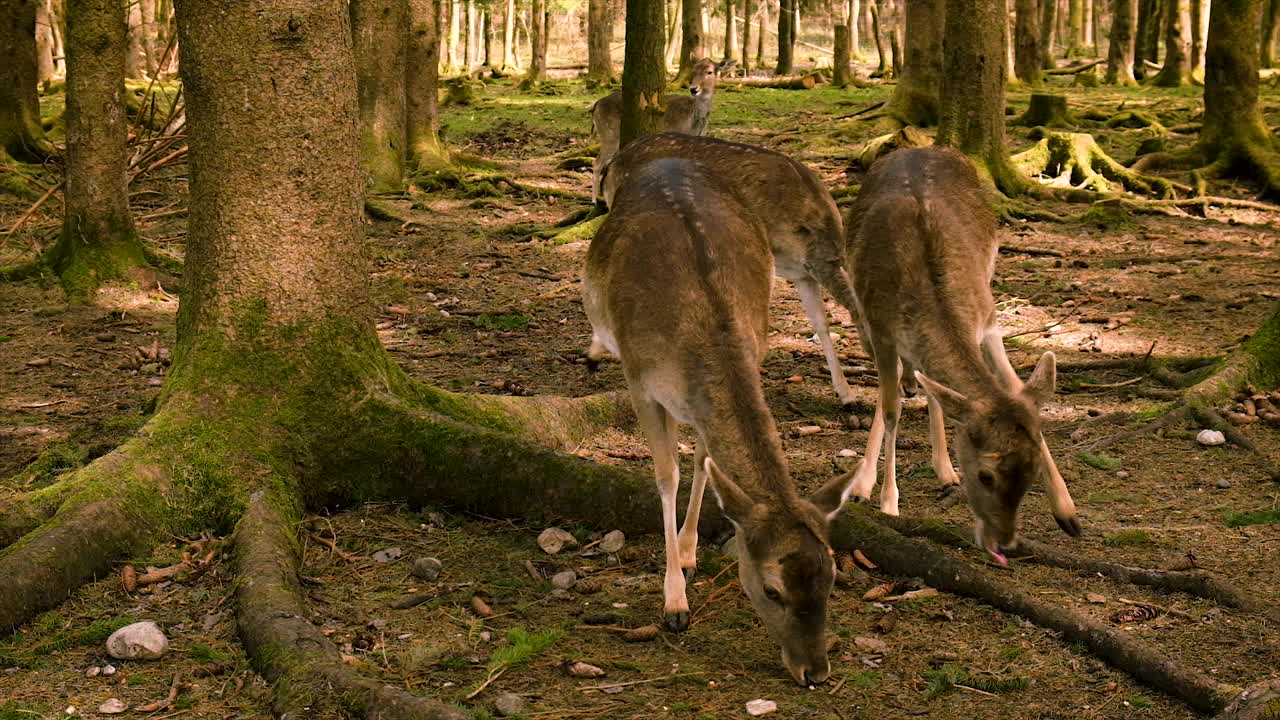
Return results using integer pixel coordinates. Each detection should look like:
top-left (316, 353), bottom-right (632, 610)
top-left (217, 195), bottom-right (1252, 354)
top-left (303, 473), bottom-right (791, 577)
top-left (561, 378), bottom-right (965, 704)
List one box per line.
top-left (998, 244), bottom-right (1064, 257)
top-left (1046, 59), bottom-right (1104, 75)
top-left (3, 181), bottom-right (62, 237)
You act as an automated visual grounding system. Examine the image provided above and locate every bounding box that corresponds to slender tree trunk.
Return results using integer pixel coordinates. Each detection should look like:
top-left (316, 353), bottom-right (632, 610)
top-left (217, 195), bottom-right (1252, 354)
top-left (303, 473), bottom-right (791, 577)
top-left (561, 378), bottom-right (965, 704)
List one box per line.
top-left (665, 0), bottom-right (681, 67)
top-left (1263, 0), bottom-right (1279, 66)
top-left (1090, 0), bottom-right (1101, 52)
top-left (503, 0), bottom-right (517, 68)
top-left (1041, 0), bottom-right (1059, 66)
top-left (756, 0), bottom-right (766, 65)
top-left (1016, 0), bottom-right (1043, 83)
top-left (834, 23), bottom-right (853, 83)
top-left (483, 7), bottom-right (493, 66)
top-left (889, 0), bottom-right (945, 123)
top-left (742, 0), bottom-right (755, 69)
top-left (776, 0), bottom-right (795, 72)
top-left (526, 0), bottom-right (546, 82)
top-left (408, 0), bottom-right (448, 172)
top-left (588, 0), bottom-right (616, 82)
top-left (1152, 0), bottom-right (1191, 83)
top-left (351, 0), bottom-right (407, 192)
top-left (1136, 0), bottom-right (1162, 76)
top-left (50, 0), bottom-right (67, 76)
top-left (124, 0), bottom-right (144, 77)
top-left (1, 0), bottom-right (55, 161)
top-left (1106, 0), bottom-right (1139, 82)
top-left (1006, 0), bottom-right (1018, 79)
top-left (677, 0), bottom-right (705, 81)
top-left (52, 0), bottom-right (143, 298)
top-left (723, 0), bottom-right (737, 60)
top-left (139, 0), bottom-right (157, 75)
top-left (449, 0), bottom-right (461, 68)
top-left (1067, 0), bottom-right (1085, 54)
top-left (463, 0), bottom-right (473, 68)
top-left (36, 0), bottom-right (56, 81)
top-left (887, 0), bottom-right (903, 74)
top-left (850, 0), bottom-right (861, 56)
top-left (1190, 0), bottom-right (1207, 72)
top-left (871, 0), bottom-right (889, 73)
top-left (622, 0), bottom-right (666, 145)
top-left (937, 0), bottom-right (1025, 193)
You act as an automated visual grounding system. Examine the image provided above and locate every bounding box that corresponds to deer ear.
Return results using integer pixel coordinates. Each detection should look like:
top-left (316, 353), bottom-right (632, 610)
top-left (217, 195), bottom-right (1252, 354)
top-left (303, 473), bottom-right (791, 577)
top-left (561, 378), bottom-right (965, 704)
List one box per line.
top-left (704, 457), bottom-right (754, 525)
top-left (915, 371), bottom-right (972, 422)
top-left (809, 468), bottom-right (857, 522)
top-left (1023, 351), bottom-right (1057, 407)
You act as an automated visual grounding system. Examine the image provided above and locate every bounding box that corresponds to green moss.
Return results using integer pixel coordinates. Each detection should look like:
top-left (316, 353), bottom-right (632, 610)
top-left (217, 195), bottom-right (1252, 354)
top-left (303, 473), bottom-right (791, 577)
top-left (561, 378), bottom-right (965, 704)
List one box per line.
top-left (1224, 509), bottom-right (1280, 527)
top-left (1103, 529), bottom-right (1154, 546)
top-left (473, 313), bottom-right (530, 331)
top-left (49, 225), bottom-right (148, 302)
top-left (1076, 451), bottom-right (1122, 471)
top-left (1242, 305), bottom-right (1280, 388)
top-left (18, 441), bottom-right (89, 486)
top-left (923, 664), bottom-right (1030, 699)
top-left (0, 615), bottom-right (130, 667)
top-left (188, 642), bottom-right (231, 663)
top-left (548, 214), bottom-right (606, 246)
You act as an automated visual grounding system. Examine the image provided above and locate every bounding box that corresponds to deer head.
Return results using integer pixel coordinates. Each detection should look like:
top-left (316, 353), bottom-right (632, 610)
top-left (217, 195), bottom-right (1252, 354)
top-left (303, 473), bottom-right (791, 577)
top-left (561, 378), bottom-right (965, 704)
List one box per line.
top-left (706, 457), bottom-right (855, 686)
top-left (687, 58), bottom-right (722, 98)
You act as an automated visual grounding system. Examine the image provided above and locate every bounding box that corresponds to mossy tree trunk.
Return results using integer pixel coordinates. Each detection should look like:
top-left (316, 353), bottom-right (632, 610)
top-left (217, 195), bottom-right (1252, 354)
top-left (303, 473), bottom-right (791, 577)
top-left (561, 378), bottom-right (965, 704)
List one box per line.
top-left (776, 0), bottom-right (795, 73)
top-left (1, 0), bottom-right (55, 161)
top-left (1041, 0), bottom-right (1059, 66)
top-left (937, 0), bottom-right (1027, 193)
top-left (50, 0), bottom-right (145, 300)
top-left (1151, 0), bottom-right (1192, 84)
top-left (351, 0), bottom-right (407, 192)
top-left (888, 0), bottom-right (944, 124)
top-left (1016, 0), bottom-right (1044, 84)
top-left (526, 0), bottom-right (546, 82)
top-left (408, 0), bottom-right (449, 173)
top-left (1107, 0), bottom-right (1139, 83)
top-left (621, 0), bottom-right (666, 145)
top-left (588, 0), bottom-right (616, 83)
top-left (742, 0), bottom-right (755, 70)
top-left (677, 0), bottom-right (705, 81)
top-left (1262, 0), bottom-right (1279, 67)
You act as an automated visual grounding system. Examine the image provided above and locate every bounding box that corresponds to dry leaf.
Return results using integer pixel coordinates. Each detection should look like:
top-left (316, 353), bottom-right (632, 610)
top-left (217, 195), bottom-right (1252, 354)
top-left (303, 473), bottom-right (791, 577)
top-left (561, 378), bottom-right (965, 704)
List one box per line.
top-left (565, 661), bottom-right (607, 678)
top-left (862, 581), bottom-right (896, 601)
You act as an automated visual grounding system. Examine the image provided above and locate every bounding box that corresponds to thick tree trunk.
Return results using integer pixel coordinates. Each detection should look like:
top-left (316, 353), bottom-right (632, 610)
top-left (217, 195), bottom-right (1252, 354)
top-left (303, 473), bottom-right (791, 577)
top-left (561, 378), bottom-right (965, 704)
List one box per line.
top-left (622, 0), bottom-right (666, 144)
top-left (1, 0), bottom-right (54, 161)
top-left (408, 0), bottom-right (448, 173)
top-left (937, 0), bottom-right (1026, 193)
top-left (526, 0), bottom-right (547, 82)
top-left (776, 0), bottom-right (795, 73)
top-left (723, 0), bottom-right (737, 60)
top-left (1199, 0), bottom-right (1274, 173)
top-left (1152, 0), bottom-right (1192, 83)
top-left (588, 0), bottom-right (616, 83)
top-left (742, 0), bottom-right (755, 69)
top-left (889, 0), bottom-right (945, 124)
top-left (677, 0), bottom-right (705, 81)
top-left (36, 0), bottom-right (56, 82)
top-left (51, 0), bottom-right (143, 299)
top-left (503, 0), bottom-right (517, 68)
top-left (1016, 0), bottom-right (1042, 83)
top-left (1106, 0), bottom-right (1139, 82)
top-left (1041, 0), bottom-right (1059, 66)
top-left (351, 0), bottom-right (407, 192)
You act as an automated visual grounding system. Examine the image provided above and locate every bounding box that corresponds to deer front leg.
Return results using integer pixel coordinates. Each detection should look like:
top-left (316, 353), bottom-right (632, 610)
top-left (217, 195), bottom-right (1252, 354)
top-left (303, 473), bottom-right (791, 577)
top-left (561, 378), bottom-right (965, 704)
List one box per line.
top-left (851, 391), bottom-right (884, 501)
top-left (795, 276), bottom-right (854, 406)
top-left (677, 443), bottom-right (709, 577)
top-left (926, 391), bottom-right (961, 488)
top-left (631, 391), bottom-right (690, 632)
top-left (877, 357), bottom-right (902, 516)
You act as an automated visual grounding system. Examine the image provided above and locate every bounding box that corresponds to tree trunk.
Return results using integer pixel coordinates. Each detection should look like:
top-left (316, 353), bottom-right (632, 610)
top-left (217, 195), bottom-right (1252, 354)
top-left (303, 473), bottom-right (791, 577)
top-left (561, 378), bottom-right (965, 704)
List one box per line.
top-left (849, 0), bottom-right (861, 56)
top-left (124, 0), bottom-right (145, 77)
top-left (776, 0), bottom-right (795, 72)
top-left (1016, 0), bottom-right (1043, 83)
top-left (677, 0), bottom-right (705, 81)
top-left (408, 0), bottom-right (448, 172)
top-left (1190, 0), bottom-right (1208, 72)
top-left (1106, 0), bottom-right (1139, 82)
top-left (351, 0), bottom-right (407, 192)
top-left (503, 0), bottom-right (517, 68)
top-left (1084, 0), bottom-right (1094, 51)
top-left (742, 0), bottom-right (755, 69)
top-left (588, 0), bottom-right (615, 82)
top-left (1041, 0), bottom-right (1059, 66)
top-left (36, 0), bottom-right (56, 82)
top-left (1006, 0), bottom-right (1019, 80)
top-left (52, 0), bottom-right (143, 299)
top-left (1068, 0), bottom-right (1085, 54)
top-left (1263, 0), bottom-right (1279, 65)
top-left (2, 0), bottom-right (55, 160)
top-left (1152, 0), bottom-right (1191, 84)
top-left (1199, 0), bottom-right (1272, 164)
top-left (887, 0), bottom-right (903, 75)
top-left (937, 0), bottom-right (1026, 193)
top-left (622, 0), bottom-right (666, 145)
top-left (889, 0), bottom-right (944, 123)
top-left (139, 0), bottom-right (157, 75)
top-left (724, 0), bottom-right (737, 60)
top-left (463, 0), bottom-right (473, 68)
top-left (834, 23), bottom-right (854, 83)
top-left (526, 0), bottom-right (546, 82)
top-left (483, 7), bottom-right (493, 66)
top-left (1136, 0), bottom-right (1162, 76)
top-left (756, 0), bottom-right (766, 65)
top-left (448, 0), bottom-right (461, 69)
top-left (871, 0), bottom-right (889, 73)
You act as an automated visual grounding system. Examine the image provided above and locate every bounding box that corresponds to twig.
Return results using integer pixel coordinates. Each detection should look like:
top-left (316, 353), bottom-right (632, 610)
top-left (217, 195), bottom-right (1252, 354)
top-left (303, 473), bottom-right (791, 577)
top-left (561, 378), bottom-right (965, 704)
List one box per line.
top-left (3, 181), bottom-right (63, 239)
top-left (953, 683), bottom-right (998, 697)
top-left (998, 244), bottom-right (1065, 257)
top-left (835, 100), bottom-right (886, 120)
top-left (1078, 376), bottom-right (1145, 390)
top-left (464, 667), bottom-right (507, 700)
top-left (1004, 309), bottom-right (1080, 339)
top-left (579, 672), bottom-right (709, 692)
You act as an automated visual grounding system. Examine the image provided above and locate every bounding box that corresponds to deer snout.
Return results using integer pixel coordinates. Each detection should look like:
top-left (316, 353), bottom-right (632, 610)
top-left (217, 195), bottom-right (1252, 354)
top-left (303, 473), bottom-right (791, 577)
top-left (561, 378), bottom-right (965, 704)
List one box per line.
top-left (689, 86), bottom-right (700, 96)
top-left (782, 647), bottom-right (831, 686)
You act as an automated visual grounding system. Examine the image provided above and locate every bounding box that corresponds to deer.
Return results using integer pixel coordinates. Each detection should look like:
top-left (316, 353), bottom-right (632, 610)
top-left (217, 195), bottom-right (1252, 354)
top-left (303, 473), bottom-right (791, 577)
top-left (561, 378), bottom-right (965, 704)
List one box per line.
top-left (843, 146), bottom-right (1082, 565)
top-left (583, 158), bottom-right (857, 686)
top-left (588, 58), bottom-right (729, 204)
top-left (599, 133), bottom-right (858, 406)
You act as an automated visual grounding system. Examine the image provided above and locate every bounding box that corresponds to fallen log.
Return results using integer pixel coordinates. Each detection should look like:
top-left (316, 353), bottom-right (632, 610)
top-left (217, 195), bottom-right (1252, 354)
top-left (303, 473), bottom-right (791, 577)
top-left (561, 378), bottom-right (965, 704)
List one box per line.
top-left (722, 73), bottom-right (821, 89)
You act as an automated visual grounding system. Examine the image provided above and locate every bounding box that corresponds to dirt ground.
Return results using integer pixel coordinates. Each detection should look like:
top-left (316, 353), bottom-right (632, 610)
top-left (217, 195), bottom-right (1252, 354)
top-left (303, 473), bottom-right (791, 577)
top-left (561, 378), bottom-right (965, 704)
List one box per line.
top-left (2, 68), bottom-right (1279, 720)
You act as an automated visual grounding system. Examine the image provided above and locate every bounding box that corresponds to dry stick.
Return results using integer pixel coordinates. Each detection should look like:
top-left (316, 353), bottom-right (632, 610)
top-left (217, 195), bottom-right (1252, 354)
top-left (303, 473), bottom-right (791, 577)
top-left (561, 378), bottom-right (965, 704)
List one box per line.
top-left (830, 510), bottom-right (1240, 714)
top-left (2, 181), bottom-right (63, 238)
top-left (998, 244), bottom-right (1065, 257)
top-left (579, 672), bottom-right (709, 693)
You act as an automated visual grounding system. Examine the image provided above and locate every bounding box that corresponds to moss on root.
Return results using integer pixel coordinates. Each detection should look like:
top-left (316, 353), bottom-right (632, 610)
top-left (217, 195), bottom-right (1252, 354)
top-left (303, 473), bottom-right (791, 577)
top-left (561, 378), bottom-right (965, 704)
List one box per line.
top-left (47, 226), bottom-right (149, 301)
top-left (1011, 131), bottom-right (1175, 197)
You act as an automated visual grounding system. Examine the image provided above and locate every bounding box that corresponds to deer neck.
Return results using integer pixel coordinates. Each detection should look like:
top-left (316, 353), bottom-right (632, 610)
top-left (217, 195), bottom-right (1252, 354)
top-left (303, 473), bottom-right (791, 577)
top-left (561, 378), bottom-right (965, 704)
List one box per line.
top-left (915, 325), bottom-right (1009, 404)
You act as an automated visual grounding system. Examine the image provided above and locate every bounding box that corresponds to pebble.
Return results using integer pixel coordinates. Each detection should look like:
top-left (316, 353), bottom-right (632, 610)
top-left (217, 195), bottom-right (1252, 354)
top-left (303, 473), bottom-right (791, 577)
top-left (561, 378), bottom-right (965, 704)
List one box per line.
top-left (599, 530), bottom-right (626, 553)
top-left (551, 570), bottom-right (577, 590)
top-left (746, 699), bottom-right (778, 716)
top-left (1196, 429), bottom-right (1226, 446)
top-left (106, 621), bottom-right (168, 660)
top-left (480, 630), bottom-right (492, 642)
top-left (1216, 479), bottom-right (1232, 489)
top-left (371, 547), bottom-right (403, 563)
top-left (411, 556), bottom-right (443, 580)
top-left (537, 527), bottom-right (577, 554)
top-left (97, 699), bottom-right (127, 715)
top-left (85, 666), bottom-right (101, 678)
top-left (494, 692), bottom-right (525, 717)
top-left (1086, 593), bottom-right (1107, 604)
top-left (101, 664), bottom-right (117, 676)
top-left (838, 448), bottom-right (857, 458)
top-left (1116, 470), bottom-right (1130, 479)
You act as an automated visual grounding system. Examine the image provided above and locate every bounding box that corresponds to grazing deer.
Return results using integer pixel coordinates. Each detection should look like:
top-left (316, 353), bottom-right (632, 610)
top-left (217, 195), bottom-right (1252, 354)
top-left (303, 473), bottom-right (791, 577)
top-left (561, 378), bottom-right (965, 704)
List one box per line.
top-left (589, 58), bottom-right (729, 203)
top-left (583, 158), bottom-right (856, 685)
top-left (600, 133), bottom-right (858, 406)
top-left (844, 147), bottom-right (1082, 564)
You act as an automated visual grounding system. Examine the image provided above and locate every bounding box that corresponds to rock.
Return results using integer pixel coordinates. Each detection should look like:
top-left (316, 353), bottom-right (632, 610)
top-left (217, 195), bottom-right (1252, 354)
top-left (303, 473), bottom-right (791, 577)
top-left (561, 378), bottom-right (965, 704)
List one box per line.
top-left (1086, 592), bottom-right (1107, 604)
top-left (551, 570), bottom-right (577, 590)
top-left (106, 621), bottom-right (168, 660)
top-left (599, 530), bottom-right (626, 553)
top-left (97, 699), bottom-right (127, 715)
top-left (1197, 429), bottom-right (1226, 446)
top-left (371, 547), bottom-right (402, 563)
top-left (746, 699), bottom-right (778, 716)
top-left (1216, 479), bottom-right (1232, 489)
top-left (494, 692), bottom-right (525, 717)
top-left (101, 664), bottom-right (117, 676)
top-left (479, 630), bottom-right (492, 642)
top-left (853, 636), bottom-right (888, 654)
top-left (565, 660), bottom-right (607, 678)
top-left (1116, 470), bottom-right (1130, 479)
top-left (837, 448), bottom-right (857, 458)
top-left (411, 556), bottom-right (442, 580)
top-left (538, 527), bottom-right (577, 554)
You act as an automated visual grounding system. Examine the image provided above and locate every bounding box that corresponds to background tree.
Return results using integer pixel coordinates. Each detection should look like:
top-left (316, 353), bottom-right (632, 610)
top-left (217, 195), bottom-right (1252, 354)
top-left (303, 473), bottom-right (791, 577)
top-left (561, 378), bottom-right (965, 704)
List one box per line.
top-left (776, 0), bottom-right (796, 73)
top-left (834, 22), bottom-right (854, 84)
top-left (1190, 0), bottom-right (1208, 74)
top-left (408, 0), bottom-right (449, 172)
top-left (526, 0), bottom-right (547, 83)
top-left (1151, 0), bottom-right (1192, 84)
top-left (742, 0), bottom-right (755, 70)
top-left (502, 0), bottom-right (517, 69)
top-left (1, 0), bottom-right (56, 161)
top-left (1263, 0), bottom-right (1279, 66)
top-left (677, 0), bottom-right (706, 81)
top-left (35, 0), bottom-right (57, 82)
top-left (888, 0), bottom-right (944, 124)
top-left (1135, 0), bottom-right (1161, 77)
top-left (1106, 0), bottom-right (1139, 83)
top-left (1041, 0), bottom-right (1059, 67)
top-left (723, 0), bottom-right (737, 61)
top-left (622, 0), bottom-right (666, 144)
top-left (1067, 0), bottom-right (1086, 54)
top-left (1015, 0), bottom-right (1043, 85)
top-left (352, 0), bottom-right (408, 192)
top-left (49, 0), bottom-right (145, 299)
top-left (587, 0), bottom-right (616, 84)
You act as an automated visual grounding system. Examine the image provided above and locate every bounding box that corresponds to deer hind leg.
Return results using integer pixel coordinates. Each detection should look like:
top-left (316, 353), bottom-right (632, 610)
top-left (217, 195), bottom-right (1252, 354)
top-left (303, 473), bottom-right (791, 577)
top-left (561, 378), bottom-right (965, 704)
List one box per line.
top-left (926, 390), bottom-right (961, 488)
top-left (795, 276), bottom-right (854, 406)
top-left (677, 443), bottom-right (709, 577)
top-left (630, 390), bottom-right (690, 632)
top-left (876, 356), bottom-right (903, 515)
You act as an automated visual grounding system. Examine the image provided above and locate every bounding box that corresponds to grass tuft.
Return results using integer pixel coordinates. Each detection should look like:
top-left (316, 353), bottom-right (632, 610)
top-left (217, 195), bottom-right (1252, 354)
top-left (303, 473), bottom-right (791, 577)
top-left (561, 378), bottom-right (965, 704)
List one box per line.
top-left (1224, 509), bottom-right (1280, 527)
top-left (1103, 529), bottom-right (1154, 547)
top-left (1076, 451), bottom-right (1122, 471)
top-left (923, 664), bottom-right (1030, 699)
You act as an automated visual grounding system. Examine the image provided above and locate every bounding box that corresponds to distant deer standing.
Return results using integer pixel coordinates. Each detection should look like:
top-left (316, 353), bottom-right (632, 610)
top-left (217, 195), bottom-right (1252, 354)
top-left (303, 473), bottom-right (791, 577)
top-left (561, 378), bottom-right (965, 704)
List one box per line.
top-left (584, 158), bottom-right (856, 685)
top-left (601, 133), bottom-right (858, 405)
top-left (844, 147), bottom-right (1082, 563)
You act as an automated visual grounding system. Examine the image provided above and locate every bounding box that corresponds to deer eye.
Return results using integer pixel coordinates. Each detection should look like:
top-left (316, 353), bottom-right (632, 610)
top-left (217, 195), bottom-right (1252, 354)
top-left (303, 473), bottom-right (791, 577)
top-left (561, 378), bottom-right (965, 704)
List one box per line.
top-left (763, 586), bottom-right (783, 603)
top-left (977, 470), bottom-right (996, 488)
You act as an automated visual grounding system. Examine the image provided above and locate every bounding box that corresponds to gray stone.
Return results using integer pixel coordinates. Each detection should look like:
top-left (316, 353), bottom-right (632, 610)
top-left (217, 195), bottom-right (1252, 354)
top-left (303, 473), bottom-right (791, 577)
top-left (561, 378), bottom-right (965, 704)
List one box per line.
top-left (599, 530), bottom-right (626, 553)
top-left (494, 692), bottom-right (525, 717)
top-left (106, 621), bottom-right (168, 660)
top-left (372, 547), bottom-right (403, 563)
top-left (551, 570), bottom-right (577, 590)
top-left (412, 557), bottom-right (443, 580)
top-left (1216, 479), bottom-right (1232, 489)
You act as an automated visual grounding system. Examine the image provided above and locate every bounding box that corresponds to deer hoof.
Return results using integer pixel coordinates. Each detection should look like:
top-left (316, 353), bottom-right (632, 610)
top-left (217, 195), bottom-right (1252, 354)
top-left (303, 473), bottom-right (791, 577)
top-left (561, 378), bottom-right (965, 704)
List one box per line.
top-left (664, 611), bottom-right (690, 633)
top-left (1055, 514), bottom-right (1083, 537)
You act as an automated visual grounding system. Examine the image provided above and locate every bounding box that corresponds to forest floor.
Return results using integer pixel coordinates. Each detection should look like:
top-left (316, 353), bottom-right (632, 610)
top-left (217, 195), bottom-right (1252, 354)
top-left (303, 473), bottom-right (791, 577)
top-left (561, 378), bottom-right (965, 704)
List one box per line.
top-left (1, 67), bottom-right (1279, 720)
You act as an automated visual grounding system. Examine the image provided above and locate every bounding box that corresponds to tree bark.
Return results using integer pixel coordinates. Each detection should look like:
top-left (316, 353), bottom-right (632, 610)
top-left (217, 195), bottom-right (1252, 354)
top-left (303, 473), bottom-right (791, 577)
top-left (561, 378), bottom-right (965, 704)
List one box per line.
top-left (1106, 0), bottom-right (1139, 82)
top-left (1016, 0), bottom-right (1043, 84)
top-left (588, 0), bottom-right (616, 83)
top-left (51, 0), bottom-right (143, 299)
top-left (849, 0), bottom-right (861, 56)
top-left (526, 0), bottom-right (546, 82)
top-left (1190, 0), bottom-right (1208, 73)
top-left (1263, 0), bottom-right (1279, 66)
top-left (1152, 0), bottom-right (1192, 83)
top-left (757, 0), bottom-right (767, 65)
top-left (834, 23), bottom-right (854, 84)
top-left (677, 0), bottom-right (706, 81)
top-left (622, 0), bottom-right (666, 145)
top-left (937, 0), bottom-right (1026, 193)
top-left (448, 0), bottom-right (461, 69)
top-left (464, 0), bottom-right (474, 68)
top-left (871, 0), bottom-right (889, 73)
top-left (1041, 0), bottom-right (1059, 65)
top-left (1199, 0), bottom-right (1274, 172)
top-left (351, 0), bottom-right (407, 192)
top-left (1068, 0), bottom-right (1085, 53)
top-left (36, 0), bottom-right (56, 82)
top-left (483, 7), bottom-right (493, 66)
top-left (742, 0), bottom-right (755, 69)
top-left (1, 0), bottom-right (54, 161)
top-left (776, 0), bottom-right (795, 73)
top-left (124, 0), bottom-right (145, 77)
top-left (408, 0), bottom-right (448, 173)
top-left (503, 0), bottom-right (517, 68)
top-left (723, 0), bottom-right (737, 60)
top-left (139, 0), bottom-right (157, 75)
top-left (1136, 0), bottom-right (1162, 77)
top-left (889, 0), bottom-right (944, 124)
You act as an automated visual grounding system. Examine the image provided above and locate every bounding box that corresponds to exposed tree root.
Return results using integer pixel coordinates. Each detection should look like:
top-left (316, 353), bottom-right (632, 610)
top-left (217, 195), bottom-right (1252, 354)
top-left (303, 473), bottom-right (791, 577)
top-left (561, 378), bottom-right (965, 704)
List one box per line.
top-left (1011, 131), bottom-right (1176, 197)
top-left (830, 508), bottom-right (1242, 714)
top-left (0, 477), bottom-right (76, 549)
top-left (1213, 677), bottom-right (1280, 720)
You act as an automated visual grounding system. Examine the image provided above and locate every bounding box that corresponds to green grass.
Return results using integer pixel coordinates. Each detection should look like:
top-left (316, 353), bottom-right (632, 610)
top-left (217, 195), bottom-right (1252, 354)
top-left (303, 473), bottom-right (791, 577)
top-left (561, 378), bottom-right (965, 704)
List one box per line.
top-left (1103, 529), bottom-right (1154, 547)
top-left (0, 614), bottom-right (131, 667)
top-left (473, 313), bottom-right (530, 331)
top-left (1, 702), bottom-right (52, 720)
top-left (1128, 694), bottom-right (1155, 710)
top-left (1224, 509), bottom-right (1280, 527)
top-left (1076, 451), bottom-right (1122, 471)
top-left (466, 627), bottom-right (562, 697)
top-left (187, 642), bottom-right (231, 663)
top-left (923, 664), bottom-right (1030, 699)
